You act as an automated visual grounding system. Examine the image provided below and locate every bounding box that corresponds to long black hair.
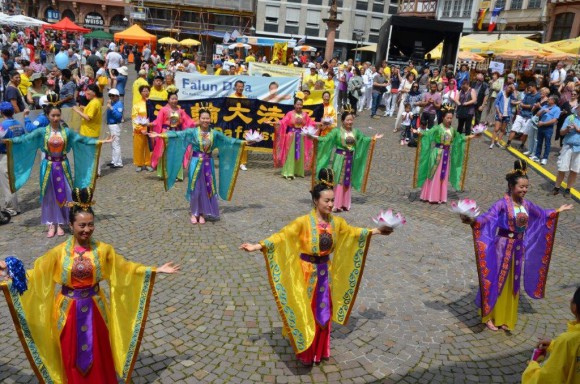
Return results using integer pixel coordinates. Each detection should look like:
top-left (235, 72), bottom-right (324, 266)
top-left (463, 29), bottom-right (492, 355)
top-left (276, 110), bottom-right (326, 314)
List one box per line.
top-left (68, 187), bottom-right (95, 224)
top-left (311, 168), bottom-right (334, 201)
top-left (506, 160), bottom-right (528, 193)
top-left (573, 287), bottom-right (580, 318)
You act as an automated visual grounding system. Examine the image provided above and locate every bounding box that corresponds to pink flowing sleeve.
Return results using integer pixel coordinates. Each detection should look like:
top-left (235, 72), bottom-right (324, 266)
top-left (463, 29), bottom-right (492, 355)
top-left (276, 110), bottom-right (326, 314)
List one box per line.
top-left (274, 112), bottom-right (293, 168)
top-left (151, 107), bottom-right (169, 168)
top-left (180, 109), bottom-right (196, 129)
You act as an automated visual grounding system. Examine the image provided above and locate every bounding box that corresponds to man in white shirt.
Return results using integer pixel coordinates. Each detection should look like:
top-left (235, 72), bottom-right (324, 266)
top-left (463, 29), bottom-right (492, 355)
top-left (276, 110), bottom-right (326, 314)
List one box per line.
top-left (550, 62), bottom-right (566, 89)
top-left (108, 41), bottom-right (117, 51)
top-left (20, 45), bottom-right (30, 62)
top-left (360, 62), bottom-right (374, 111)
top-left (183, 60), bottom-right (197, 73)
top-left (106, 48), bottom-right (123, 70)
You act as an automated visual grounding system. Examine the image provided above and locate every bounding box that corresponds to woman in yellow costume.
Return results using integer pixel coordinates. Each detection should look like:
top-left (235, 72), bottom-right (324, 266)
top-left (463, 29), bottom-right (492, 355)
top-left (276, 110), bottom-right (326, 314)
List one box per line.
top-left (240, 168), bottom-right (392, 365)
top-left (1, 188), bottom-right (180, 384)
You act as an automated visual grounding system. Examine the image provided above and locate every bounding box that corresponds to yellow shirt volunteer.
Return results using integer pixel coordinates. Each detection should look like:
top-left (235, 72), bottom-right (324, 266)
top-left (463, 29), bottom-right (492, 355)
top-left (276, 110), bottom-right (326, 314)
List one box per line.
top-left (303, 73), bottom-right (319, 87)
top-left (19, 74), bottom-right (31, 96)
top-left (324, 78), bottom-right (335, 90)
top-left (132, 77), bottom-right (149, 106)
top-left (245, 56), bottom-right (256, 63)
top-left (79, 98), bottom-right (102, 138)
top-left (149, 87), bottom-right (168, 101)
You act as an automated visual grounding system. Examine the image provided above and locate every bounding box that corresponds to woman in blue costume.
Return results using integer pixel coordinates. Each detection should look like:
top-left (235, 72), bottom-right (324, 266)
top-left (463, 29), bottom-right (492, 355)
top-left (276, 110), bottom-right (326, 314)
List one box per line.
top-left (3, 105), bottom-right (110, 237)
top-left (149, 108), bottom-right (248, 224)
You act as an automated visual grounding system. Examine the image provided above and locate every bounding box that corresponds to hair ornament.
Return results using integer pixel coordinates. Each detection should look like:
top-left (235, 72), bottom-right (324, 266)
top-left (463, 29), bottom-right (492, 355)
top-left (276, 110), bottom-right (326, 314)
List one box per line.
top-left (66, 200), bottom-right (95, 211)
top-left (343, 104), bottom-right (355, 114)
top-left (440, 102), bottom-right (456, 114)
top-left (319, 168), bottom-right (334, 187)
top-left (165, 85), bottom-right (179, 94)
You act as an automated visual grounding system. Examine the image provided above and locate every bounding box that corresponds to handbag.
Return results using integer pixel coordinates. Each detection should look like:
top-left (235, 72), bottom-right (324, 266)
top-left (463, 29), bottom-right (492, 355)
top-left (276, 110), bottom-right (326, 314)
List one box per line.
top-left (97, 75), bottom-right (108, 87)
top-left (456, 105), bottom-right (469, 119)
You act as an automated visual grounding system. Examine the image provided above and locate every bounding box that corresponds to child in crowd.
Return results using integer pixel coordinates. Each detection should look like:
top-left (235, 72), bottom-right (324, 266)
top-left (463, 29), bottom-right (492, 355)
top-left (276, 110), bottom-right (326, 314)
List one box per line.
top-left (400, 103), bottom-right (413, 146)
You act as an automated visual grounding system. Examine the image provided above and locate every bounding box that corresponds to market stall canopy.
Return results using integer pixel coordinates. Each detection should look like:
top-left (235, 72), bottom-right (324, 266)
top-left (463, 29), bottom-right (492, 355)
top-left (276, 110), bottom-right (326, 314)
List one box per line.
top-left (114, 24), bottom-right (156, 45)
top-left (495, 50), bottom-right (544, 60)
top-left (541, 52), bottom-right (580, 62)
top-left (352, 43), bottom-right (377, 52)
top-left (543, 37), bottom-right (580, 55)
top-left (179, 38), bottom-right (201, 46)
top-left (158, 37), bottom-right (179, 45)
top-left (426, 37), bottom-right (487, 59)
top-left (294, 45), bottom-right (317, 52)
top-left (6, 15), bottom-right (48, 27)
top-left (457, 51), bottom-right (485, 62)
top-left (477, 37), bottom-right (564, 55)
top-left (228, 42), bottom-right (251, 49)
top-left (42, 17), bottom-right (90, 33)
top-left (84, 30), bottom-right (113, 40)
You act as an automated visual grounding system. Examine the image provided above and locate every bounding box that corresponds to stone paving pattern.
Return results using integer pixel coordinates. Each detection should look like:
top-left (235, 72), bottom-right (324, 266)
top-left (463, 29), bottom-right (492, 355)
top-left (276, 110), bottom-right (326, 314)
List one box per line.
top-left (0, 69), bottom-right (578, 383)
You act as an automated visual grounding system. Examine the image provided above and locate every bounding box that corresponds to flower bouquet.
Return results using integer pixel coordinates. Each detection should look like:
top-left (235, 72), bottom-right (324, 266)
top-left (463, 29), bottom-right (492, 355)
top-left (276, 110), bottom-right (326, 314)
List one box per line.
top-left (471, 123), bottom-right (486, 136)
top-left (372, 209), bottom-right (407, 229)
top-left (244, 130), bottom-right (264, 143)
top-left (449, 199), bottom-right (480, 218)
top-left (132, 116), bottom-right (150, 127)
top-left (301, 125), bottom-right (318, 138)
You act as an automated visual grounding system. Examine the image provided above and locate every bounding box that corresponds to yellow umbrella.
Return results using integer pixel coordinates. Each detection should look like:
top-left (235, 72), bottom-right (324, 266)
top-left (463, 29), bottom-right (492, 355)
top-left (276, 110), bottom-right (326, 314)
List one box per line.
top-left (543, 37), bottom-right (580, 54)
top-left (458, 51), bottom-right (485, 62)
top-left (158, 37), bottom-right (179, 45)
top-left (495, 50), bottom-right (545, 60)
top-left (352, 43), bottom-right (377, 52)
top-left (179, 38), bottom-right (201, 46)
top-left (480, 37), bottom-right (564, 54)
top-left (541, 52), bottom-right (580, 62)
top-left (426, 37), bottom-right (490, 59)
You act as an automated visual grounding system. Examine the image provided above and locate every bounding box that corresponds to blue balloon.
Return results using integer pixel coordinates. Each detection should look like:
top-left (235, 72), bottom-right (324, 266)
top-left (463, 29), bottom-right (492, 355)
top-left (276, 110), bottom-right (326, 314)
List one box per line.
top-left (55, 52), bottom-right (69, 70)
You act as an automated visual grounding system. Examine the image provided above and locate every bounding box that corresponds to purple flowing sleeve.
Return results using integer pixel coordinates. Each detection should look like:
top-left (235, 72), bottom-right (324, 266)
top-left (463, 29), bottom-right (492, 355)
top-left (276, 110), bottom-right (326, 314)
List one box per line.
top-left (472, 199), bottom-right (504, 316)
top-left (522, 200), bottom-right (559, 300)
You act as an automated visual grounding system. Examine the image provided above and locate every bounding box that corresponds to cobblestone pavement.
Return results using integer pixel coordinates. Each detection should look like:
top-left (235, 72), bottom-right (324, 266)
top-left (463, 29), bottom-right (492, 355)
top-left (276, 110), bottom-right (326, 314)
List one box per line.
top-left (1, 70), bottom-right (578, 384)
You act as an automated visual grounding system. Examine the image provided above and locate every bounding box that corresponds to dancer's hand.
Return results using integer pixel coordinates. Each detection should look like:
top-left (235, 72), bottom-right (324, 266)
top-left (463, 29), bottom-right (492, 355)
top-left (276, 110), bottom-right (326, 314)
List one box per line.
top-left (536, 338), bottom-right (551, 350)
top-left (372, 227), bottom-right (393, 235)
top-left (460, 214), bottom-right (475, 225)
top-left (100, 136), bottom-right (113, 144)
top-left (373, 133), bottom-right (384, 140)
top-left (558, 204), bottom-right (573, 213)
top-left (239, 243), bottom-right (262, 252)
top-left (0, 260), bottom-right (7, 280)
top-left (157, 262), bottom-right (180, 274)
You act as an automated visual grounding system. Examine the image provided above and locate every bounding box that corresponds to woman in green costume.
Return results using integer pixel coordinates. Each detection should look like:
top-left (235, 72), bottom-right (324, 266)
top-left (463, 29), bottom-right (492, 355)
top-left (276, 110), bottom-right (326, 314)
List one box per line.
top-left (312, 111), bottom-right (382, 211)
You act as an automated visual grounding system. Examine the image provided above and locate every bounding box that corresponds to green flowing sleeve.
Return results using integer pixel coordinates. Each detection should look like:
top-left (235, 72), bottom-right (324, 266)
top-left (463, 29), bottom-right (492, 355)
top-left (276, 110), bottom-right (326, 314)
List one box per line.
top-left (213, 131), bottom-right (245, 201)
top-left (315, 128), bottom-right (340, 177)
top-left (68, 129), bottom-right (102, 190)
top-left (449, 130), bottom-right (467, 191)
top-left (162, 129), bottom-right (195, 192)
top-left (5, 127), bottom-right (45, 193)
top-left (413, 126), bottom-right (439, 188)
top-left (351, 129), bottom-right (372, 191)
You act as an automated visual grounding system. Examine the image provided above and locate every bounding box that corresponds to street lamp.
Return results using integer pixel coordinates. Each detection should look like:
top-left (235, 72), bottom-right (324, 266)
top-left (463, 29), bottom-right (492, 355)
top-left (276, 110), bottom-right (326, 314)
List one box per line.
top-left (497, 18), bottom-right (507, 40)
top-left (353, 29), bottom-right (364, 61)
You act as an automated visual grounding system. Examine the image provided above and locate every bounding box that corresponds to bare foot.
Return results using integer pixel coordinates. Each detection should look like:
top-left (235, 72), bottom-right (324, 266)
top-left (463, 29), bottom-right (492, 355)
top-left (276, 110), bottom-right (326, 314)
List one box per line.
top-left (190, 215), bottom-right (198, 224)
top-left (47, 224), bottom-right (56, 238)
top-left (486, 320), bottom-right (498, 331)
top-left (199, 216), bottom-right (206, 224)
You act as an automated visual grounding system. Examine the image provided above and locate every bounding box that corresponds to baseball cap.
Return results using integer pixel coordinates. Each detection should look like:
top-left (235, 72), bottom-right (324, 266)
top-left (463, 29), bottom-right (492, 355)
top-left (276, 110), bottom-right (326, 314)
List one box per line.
top-left (507, 73), bottom-right (515, 79)
top-left (308, 62), bottom-right (316, 69)
top-left (108, 88), bottom-right (120, 96)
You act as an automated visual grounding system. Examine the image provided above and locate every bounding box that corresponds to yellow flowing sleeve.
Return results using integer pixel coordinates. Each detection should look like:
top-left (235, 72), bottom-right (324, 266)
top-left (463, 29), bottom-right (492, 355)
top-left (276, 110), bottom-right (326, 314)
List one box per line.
top-left (1, 244), bottom-right (66, 384)
top-left (330, 216), bottom-right (372, 325)
top-left (99, 242), bottom-right (156, 383)
top-left (259, 215), bottom-right (315, 354)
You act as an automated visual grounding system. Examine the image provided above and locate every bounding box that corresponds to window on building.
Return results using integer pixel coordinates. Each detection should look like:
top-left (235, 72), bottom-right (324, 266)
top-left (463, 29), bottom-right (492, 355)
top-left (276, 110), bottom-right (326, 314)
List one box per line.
top-left (495, 0), bottom-right (506, 8)
top-left (370, 17), bottom-right (382, 33)
top-left (451, 0), bottom-right (461, 17)
top-left (356, 1), bottom-right (367, 10)
top-left (368, 34), bottom-right (379, 43)
top-left (265, 5), bottom-right (279, 23)
top-left (462, 0), bottom-right (473, 17)
top-left (308, 0), bottom-right (322, 4)
top-left (442, 0), bottom-right (452, 17)
top-left (214, 14), bottom-right (235, 26)
top-left (264, 24), bottom-right (278, 32)
top-left (354, 14), bottom-right (366, 31)
top-left (307, 10), bottom-right (320, 27)
top-left (527, 0), bottom-right (541, 8)
top-left (286, 7), bottom-right (300, 25)
top-left (510, 0), bottom-right (522, 10)
top-left (372, 0), bottom-right (384, 13)
top-left (552, 12), bottom-right (574, 41)
top-left (305, 27), bottom-right (319, 37)
top-left (285, 25), bottom-right (299, 34)
top-left (182, 11), bottom-right (200, 23)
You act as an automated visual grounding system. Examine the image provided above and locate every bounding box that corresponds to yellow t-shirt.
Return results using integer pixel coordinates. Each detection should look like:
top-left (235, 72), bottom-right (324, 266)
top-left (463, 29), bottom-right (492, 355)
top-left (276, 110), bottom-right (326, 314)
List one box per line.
top-left (132, 77), bottom-right (149, 106)
top-left (245, 56), bottom-right (256, 63)
top-left (79, 98), bottom-right (102, 138)
top-left (214, 68), bottom-right (223, 76)
top-left (324, 78), bottom-right (335, 90)
top-left (199, 70), bottom-right (208, 75)
top-left (19, 74), bottom-right (31, 96)
top-left (383, 67), bottom-right (391, 78)
top-left (303, 73), bottom-right (319, 86)
top-left (149, 87), bottom-right (168, 101)
top-left (229, 93), bottom-right (247, 98)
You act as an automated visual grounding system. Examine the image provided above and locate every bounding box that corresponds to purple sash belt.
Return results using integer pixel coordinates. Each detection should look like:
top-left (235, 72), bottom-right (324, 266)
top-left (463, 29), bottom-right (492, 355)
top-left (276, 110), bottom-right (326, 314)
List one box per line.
top-left (47, 155), bottom-right (67, 206)
top-left (61, 284), bottom-right (100, 375)
top-left (300, 253), bottom-right (331, 326)
top-left (286, 127), bottom-right (303, 160)
top-left (497, 228), bottom-right (524, 240)
top-left (192, 151), bottom-right (214, 197)
top-left (435, 144), bottom-right (450, 181)
top-left (335, 148), bottom-right (354, 187)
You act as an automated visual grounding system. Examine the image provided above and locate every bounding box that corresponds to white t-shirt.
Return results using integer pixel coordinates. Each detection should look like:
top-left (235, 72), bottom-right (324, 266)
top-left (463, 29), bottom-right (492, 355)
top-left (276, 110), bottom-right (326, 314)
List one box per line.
top-left (402, 112), bottom-right (412, 126)
top-left (551, 69), bottom-right (561, 83)
top-left (20, 47), bottom-right (30, 61)
top-left (106, 51), bottom-right (123, 69)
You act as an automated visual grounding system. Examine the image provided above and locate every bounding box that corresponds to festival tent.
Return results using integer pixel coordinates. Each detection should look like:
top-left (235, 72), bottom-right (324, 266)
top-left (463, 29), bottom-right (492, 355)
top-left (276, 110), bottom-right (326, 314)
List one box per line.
top-left (543, 37), bottom-right (580, 55)
top-left (42, 17), bottom-right (90, 33)
top-left (495, 50), bottom-right (545, 60)
top-left (84, 30), bottom-right (113, 40)
top-left (114, 24), bottom-right (156, 45)
top-left (6, 15), bottom-right (48, 27)
top-left (352, 44), bottom-right (377, 52)
top-left (476, 37), bottom-right (564, 55)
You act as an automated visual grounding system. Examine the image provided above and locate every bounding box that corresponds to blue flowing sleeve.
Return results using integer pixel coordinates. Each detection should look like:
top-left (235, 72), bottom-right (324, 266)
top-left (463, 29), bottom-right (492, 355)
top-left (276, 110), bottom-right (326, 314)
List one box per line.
top-left (213, 130), bottom-right (245, 200)
top-left (162, 129), bottom-right (195, 192)
top-left (5, 127), bottom-right (45, 193)
top-left (67, 129), bottom-right (102, 190)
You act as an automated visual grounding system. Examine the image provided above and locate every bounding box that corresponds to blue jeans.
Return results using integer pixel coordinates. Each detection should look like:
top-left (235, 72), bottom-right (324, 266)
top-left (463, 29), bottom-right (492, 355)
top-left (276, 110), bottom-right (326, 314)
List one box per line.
top-left (535, 127), bottom-right (553, 160)
top-left (371, 91), bottom-right (382, 117)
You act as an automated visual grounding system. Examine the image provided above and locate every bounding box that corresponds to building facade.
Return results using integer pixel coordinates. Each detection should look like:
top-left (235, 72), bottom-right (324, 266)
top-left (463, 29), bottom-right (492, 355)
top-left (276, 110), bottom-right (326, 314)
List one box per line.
top-left (255, 0), bottom-right (398, 59)
top-left (435, 0), bottom-right (477, 32)
top-left (33, 0), bottom-right (127, 32)
top-left (476, 0), bottom-right (547, 36)
top-left (545, 0), bottom-right (580, 41)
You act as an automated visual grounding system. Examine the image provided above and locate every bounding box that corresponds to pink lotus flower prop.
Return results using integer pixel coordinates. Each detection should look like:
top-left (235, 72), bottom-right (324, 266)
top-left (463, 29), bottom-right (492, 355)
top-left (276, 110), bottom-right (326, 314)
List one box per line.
top-left (301, 125), bottom-right (318, 137)
top-left (132, 116), bottom-right (150, 126)
top-left (450, 199), bottom-right (480, 218)
top-left (471, 123), bottom-right (486, 135)
top-left (372, 209), bottom-right (407, 229)
top-left (322, 116), bottom-right (334, 125)
top-left (244, 130), bottom-right (264, 142)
